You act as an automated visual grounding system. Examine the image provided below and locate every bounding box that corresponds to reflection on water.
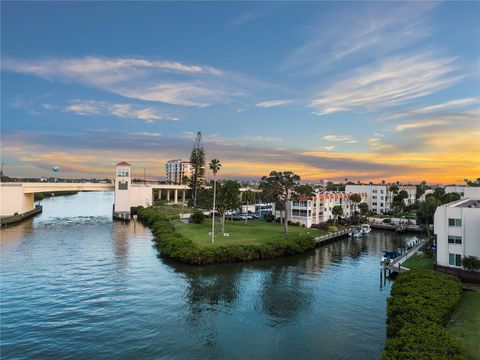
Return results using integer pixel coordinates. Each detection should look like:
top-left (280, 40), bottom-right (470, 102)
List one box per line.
top-left (0, 192), bottom-right (420, 359)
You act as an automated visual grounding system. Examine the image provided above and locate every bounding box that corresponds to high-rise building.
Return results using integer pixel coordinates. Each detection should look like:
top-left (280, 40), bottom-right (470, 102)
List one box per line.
top-left (165, 159), bottom-right (191, 184)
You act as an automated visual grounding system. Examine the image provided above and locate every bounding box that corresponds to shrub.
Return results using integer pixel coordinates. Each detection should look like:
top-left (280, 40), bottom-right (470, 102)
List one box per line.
top-left (382, 323), bottom-right (466, 360)
top-left (328, 225), bottom-right (338, 232)
top-left (191, 210), bottom-right (205, 224)
top-left (137, 207), bottom-right (316, 265)
top-left (381, 270), bottom-right (465, 359)
top-left (462, 256), bottom-right (480, 271)
top-left (264, 214), bottom-right (275, 223)
top-left (383, 218), bottom-right (392, 224)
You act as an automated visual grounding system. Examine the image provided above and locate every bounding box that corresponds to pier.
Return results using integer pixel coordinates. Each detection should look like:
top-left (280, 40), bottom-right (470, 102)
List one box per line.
top-left (383, 239), bottom-right (426, 274)
top-left (314, 228), bottom-right (350, 245)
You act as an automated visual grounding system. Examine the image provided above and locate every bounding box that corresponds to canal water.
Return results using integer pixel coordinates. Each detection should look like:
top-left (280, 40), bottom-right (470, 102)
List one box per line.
top-left (1, 192), bottom-right (419, 360)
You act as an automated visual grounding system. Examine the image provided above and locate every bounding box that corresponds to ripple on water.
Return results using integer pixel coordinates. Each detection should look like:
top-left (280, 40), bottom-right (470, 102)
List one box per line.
top-left (1, 192), bottom-right (414, 360)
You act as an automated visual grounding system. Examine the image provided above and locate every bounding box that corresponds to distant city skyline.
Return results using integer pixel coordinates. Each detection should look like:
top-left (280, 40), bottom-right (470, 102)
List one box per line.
top-left (1, 1), bottom-right (479, 184)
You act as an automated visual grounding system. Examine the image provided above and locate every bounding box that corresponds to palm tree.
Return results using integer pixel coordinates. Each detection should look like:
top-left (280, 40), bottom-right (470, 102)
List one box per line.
top-left (209, 158), bottom-right (222, 244)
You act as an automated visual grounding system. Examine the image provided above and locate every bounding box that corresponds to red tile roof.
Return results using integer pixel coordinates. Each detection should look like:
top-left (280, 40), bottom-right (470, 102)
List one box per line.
top-left (116, 161), bottom-right (131, 166)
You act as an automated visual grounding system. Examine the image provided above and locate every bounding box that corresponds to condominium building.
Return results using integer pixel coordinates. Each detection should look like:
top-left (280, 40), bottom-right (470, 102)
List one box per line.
top-left (165, 159), bottom-right (191, 184)
top-left (274, 191), bottom-right (368, 228)
top-left (345, 184), bottom-right (417, 214)
top-left (434, 189), bottom-right (480, 279)
top-left (345, 184), bottom-right (390, 214)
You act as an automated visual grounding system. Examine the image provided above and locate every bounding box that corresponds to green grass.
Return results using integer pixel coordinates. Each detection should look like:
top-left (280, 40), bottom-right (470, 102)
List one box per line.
top-left (448, 291), bottom-right (480, 360)
top-left (171, 219), bottom-right (325, 247)
top-left (402, 252), bottom-right (435, 270)
top-left (151, 204), bottom-right (190, 217)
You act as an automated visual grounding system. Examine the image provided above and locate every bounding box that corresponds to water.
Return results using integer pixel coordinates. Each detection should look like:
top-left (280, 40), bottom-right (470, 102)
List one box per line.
top-left (1, 192), bottom-right (418, 359)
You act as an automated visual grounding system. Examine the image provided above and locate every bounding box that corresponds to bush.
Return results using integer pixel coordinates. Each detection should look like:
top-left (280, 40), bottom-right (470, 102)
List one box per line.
top-left (383, 218), bottom-right (392, 224)
top-left (382, 323), bottom-right (466, 360)
top-left (328, 225), bottom-right (338, 232)
top-left (191, 210), bottom-right (205, 224)
top-left (137, 207), bottom-right (316, 265)
top-left (462, 256), bottom-right (480, 271)
top-left (381, 270), bottom-right (465, 359)
top-left (264, 214), bottom-right (275, 223)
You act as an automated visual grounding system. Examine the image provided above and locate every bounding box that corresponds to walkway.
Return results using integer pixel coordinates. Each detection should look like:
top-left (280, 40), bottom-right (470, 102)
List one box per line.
top-left (384, 239), bottom-right (426, 273)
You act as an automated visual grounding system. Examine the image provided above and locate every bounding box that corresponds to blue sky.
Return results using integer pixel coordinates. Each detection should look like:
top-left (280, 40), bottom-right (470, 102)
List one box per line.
top-left (1, 1), bottom-right (479, 183)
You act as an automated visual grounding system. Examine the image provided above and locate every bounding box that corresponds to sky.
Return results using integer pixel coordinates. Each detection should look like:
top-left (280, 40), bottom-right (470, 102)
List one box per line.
top-left (1, 1), bottom-right (479, 184)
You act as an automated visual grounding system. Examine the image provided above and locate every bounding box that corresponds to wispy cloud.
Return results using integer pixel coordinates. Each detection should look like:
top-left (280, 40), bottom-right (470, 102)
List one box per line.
top-left (310, 52), bottom-right (462, 115)
top-left (282, 2), bottom-right (437, 74)
top-left (395, 120), bottom-right (447, 132)
top-left (383, 97), bottom-right (480, 121)
top-left (2, 56), bottom-right (250, 108)
top-left (322, 134), bottom-right (357, 143)
top-left (231, 13), bottom-right (259, 26)
top-left (62, 99), bottom-right (178, 122)
top-left (319, 145), bottom-right (335, 151)
top-left (256, 99), bottom-right (292, 108)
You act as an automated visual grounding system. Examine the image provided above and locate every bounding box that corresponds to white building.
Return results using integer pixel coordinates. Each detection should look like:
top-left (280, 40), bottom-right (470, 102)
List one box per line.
top-left (165, 159), bottom-right (191, 184)
top-left (434, 192), bottom-right (480, 276)
top-left (346, 184), bottom-right (417, 213)
top-left (445, 185), bottom-right (468, 197)
top-left (345, 184), bottom-right (390, 214)
top-left (275, 191), bottom-right (368, 228)
top-left (114, 162), bottom-right (188, 219)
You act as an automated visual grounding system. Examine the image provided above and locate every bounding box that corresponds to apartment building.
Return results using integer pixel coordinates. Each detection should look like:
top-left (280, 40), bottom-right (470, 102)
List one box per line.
top-left (345, 184), bottom-right (389, 214)
top-left (165, 159), bottom-right (191, 184)
top-left (434, 189), bottom-right (480, 279)
top-left (345, 184), bottom-right (417, 213)
top-left (275, 191), bottom-right (368, 228)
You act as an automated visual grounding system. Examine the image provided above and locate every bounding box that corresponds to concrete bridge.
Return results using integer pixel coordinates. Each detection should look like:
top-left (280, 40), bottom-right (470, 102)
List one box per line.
top-left (1, 161), bottom-right (261, 221)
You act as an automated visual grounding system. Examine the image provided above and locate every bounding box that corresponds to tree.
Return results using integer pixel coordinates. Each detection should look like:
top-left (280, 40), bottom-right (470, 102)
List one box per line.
top-left (349, 193), bottom-right (362, 216)
top-left (391, 190), bottom-right (408, 214)
top-left (389, 184), bottom-right (399, 194)
top-left (462, 256), bottom-right (480, 271)
top-left (332, 205), bottom-right (343, 226)
top-left (189, 132), bottom-right (206, 208)
top-left (209, 158), bottom-right (221, 244)
top-left (417, 196), bottom-right (441, 237)
top-left (216, 180), bottom-right (241, 234)
top-left (260, 171), bottom-right (301, 234)
top-left (359, 202), bottom-right (369, 216)
top-left (464, 178), bottom-right (480, 187)
top-left (242, 190), bottom-right (256, 205)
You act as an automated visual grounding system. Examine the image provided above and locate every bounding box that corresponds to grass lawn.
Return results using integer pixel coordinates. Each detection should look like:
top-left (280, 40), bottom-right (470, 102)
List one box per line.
top-left (151, 204), bottom-right (190, 217)
top-left (448, 291), bottom-right (480, 360)
top-left (402, 252), bottom-right (435, 270)
top-left (171, 219), bottom-right (326, 247)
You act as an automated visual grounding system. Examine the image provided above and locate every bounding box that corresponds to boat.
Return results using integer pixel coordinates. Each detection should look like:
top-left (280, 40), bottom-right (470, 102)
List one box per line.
top-left (348, 227), bottom-right (363, 238)
top-left (361, 224), bottom-right (371, 234)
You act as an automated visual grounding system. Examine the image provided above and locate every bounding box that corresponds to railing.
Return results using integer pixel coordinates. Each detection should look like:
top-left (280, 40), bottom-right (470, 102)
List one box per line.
top-left (314, 228), bottom-right (350, 243)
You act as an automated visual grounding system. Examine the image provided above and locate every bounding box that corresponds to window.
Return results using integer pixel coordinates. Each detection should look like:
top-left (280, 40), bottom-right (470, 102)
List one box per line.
top-left (117, 168), bottom-right (129, 177)
top-left (449, 253), bottom-right (462, 267)
top-left (373, 195), bottom-right (377, 199)
top-left (118, 181), bottom-right (128, 190)
top-left (448, 218), bottom-right (462, 227)
top-left (448, 236), bottom-right (462, 244)
top-left (380, 196), bottom-right (384, 200)
top-left (380, 190), bottom-right (384, 194)
top-left (373, 189), bottom-right (377, 193)
top-left (380, 203), bottom-right (384, 207)
top-left (372, 202), bottom-right (377, 206)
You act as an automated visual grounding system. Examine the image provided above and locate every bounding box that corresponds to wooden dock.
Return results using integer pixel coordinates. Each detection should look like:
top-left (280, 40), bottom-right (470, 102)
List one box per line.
top-left (383, 239), bottom-right (426, 273)
top-left (370, 223), bottom-right (423, 233)
top-left (314, 228), bottom-right (350, 245)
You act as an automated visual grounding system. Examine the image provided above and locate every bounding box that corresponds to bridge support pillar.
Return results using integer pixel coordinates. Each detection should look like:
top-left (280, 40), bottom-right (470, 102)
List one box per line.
top-left (174, 189), bottom-right (178, 204)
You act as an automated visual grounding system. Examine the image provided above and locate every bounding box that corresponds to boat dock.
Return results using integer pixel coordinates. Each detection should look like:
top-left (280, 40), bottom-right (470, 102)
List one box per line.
top-left (314, 228), bottom-right (350, 245)
top-left (370, 223), bottom-right (423, 233)
top-left (383, 239), bottom-right (426, 273)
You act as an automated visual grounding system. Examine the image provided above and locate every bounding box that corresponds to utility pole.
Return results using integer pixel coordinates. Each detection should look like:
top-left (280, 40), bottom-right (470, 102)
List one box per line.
top-left (144, 167), bottom-right (146, 185)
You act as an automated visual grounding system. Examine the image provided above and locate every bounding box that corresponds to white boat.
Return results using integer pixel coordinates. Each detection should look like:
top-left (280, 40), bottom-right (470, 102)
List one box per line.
top-left (361, 224), bottom-right (371, 234)
top-left (349, 227), bottom-right (363, 238)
